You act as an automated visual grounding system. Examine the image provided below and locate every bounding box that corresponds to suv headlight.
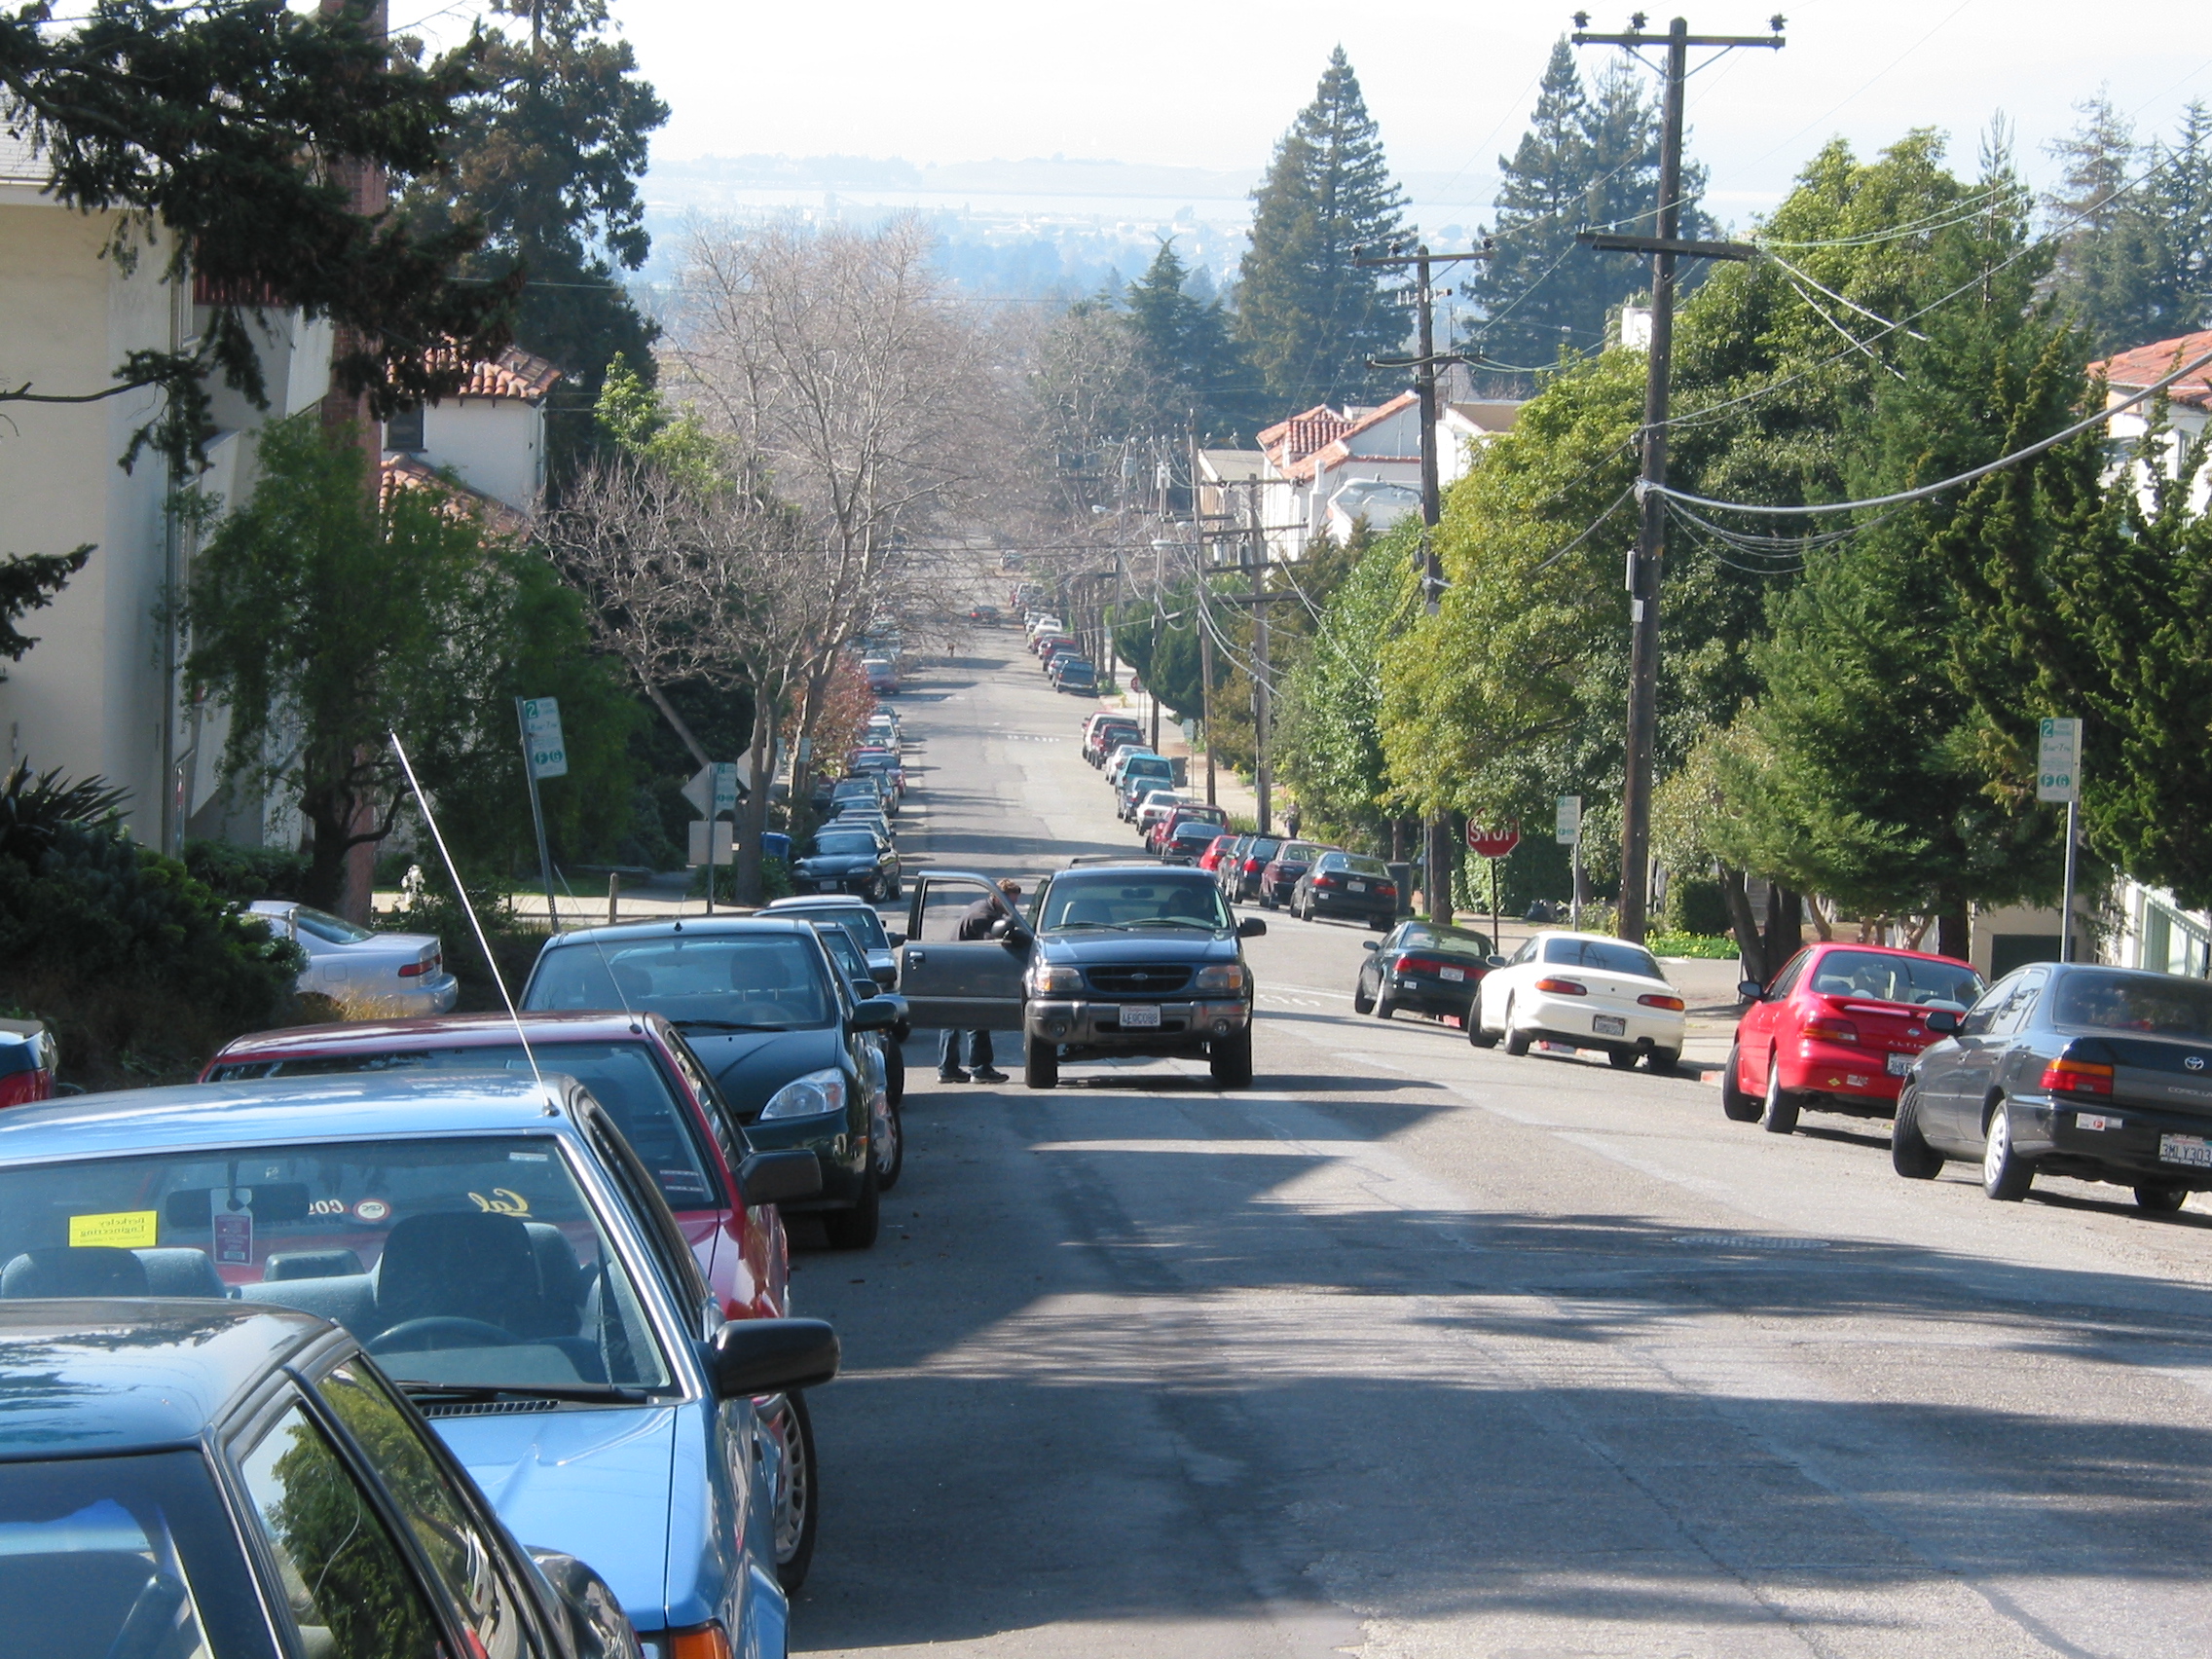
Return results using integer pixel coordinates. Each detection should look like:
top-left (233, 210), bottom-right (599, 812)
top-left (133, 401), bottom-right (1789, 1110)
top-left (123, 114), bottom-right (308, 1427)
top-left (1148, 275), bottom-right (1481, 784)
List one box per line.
top-left (759, 1068), bottom-right (847, 1120)
top-left (1195, 963), bottom-right (1246, 993)
top-left (1029, 964), bottom-right (1083, 996)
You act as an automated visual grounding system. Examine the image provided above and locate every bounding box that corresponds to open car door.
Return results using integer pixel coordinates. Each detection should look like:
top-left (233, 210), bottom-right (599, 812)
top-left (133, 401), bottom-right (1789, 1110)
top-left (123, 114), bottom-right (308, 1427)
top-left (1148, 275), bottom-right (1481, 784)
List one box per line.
top-left (900, 871), bottom-right (1029, 1031)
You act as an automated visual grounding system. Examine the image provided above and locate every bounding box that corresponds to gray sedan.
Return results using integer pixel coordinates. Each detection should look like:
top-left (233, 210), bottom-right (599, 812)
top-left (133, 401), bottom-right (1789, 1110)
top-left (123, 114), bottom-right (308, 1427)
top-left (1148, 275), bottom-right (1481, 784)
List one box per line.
top-left (250, 900), bottom-right (458, 1014)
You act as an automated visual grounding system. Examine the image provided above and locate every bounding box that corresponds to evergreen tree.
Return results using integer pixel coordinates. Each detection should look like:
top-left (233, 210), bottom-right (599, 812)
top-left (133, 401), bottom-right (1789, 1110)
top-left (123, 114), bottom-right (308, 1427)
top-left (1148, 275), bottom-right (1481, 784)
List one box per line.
top-left (1467, 44), bottom-right (1709, 372)
top-left (2045, 96), bottom-right (2212, 350)
top-left (397, 0), bottom-right (669, 475)
top-left (1234, 48), bottom-right (1409, 413)
top-left (1124, 240), bottom-right (1245, 438)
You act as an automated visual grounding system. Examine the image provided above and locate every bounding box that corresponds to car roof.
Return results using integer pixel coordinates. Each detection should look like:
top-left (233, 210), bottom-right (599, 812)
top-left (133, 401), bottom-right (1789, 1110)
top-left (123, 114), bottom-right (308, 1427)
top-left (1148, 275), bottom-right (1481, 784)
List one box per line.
top-left (0, 1302), bottom-right (334, 1459)
top-left (0, 1074), bottom-right (584, 1166)
top-left (1800, 940), bottom-right (1975, 969)
top-left (765, 894), bottom-right (875, 911)
top-left (541, 916), bottom-right (820, 950)
top-left (1055, 861), bottom-right (1212, 882)
top-left (211, 1010), bottom-right (663, 1064)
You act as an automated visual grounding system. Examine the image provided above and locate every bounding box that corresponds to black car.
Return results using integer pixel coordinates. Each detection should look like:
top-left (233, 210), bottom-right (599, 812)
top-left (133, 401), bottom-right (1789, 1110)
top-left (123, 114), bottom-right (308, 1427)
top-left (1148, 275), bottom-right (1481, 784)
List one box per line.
top-left (1357, 921), bottom-right (1495, 1020)
top-left (793, 824), bottom-right (903, 901)
top-left (1162, 819), bottom-right (1225, 866)
top-left (1290, 850), bottom-right (1399, 929)
top-left (1895, 961), bottom-right (2212, 1211)
top-left (764, 894), bottom-right (904, 991)
top-left (524, 918), bottom-right (905, 1248)
top-left (895, 865), bottom-right (1266, 1090)
top-left (1222, 836), bottom-right (1279, 903)
top-left (0, 1301), bottom-right (642, 1659)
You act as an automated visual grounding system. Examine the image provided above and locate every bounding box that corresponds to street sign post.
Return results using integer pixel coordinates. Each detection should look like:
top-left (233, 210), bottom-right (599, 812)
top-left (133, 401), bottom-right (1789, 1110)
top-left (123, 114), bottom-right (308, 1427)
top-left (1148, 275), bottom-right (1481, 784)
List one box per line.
top-left (513, 699), bottom-right (566, 930)
top-left (2039, 719), bottom-right (2082, 961)
top-left (1467, 823), bottom-right (1521, 958)
top-left (682, 763), bottom-right (742, 913)
top-left (1557, 795), bottom-right (1584, 931)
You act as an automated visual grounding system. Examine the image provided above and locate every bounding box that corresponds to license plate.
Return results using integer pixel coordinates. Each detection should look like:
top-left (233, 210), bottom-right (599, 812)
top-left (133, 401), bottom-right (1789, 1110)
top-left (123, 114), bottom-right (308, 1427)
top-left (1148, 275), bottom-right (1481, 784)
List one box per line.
top-left (1347, 881), bottom-right (1366, 892)
top-left (1885, 1051), bottom-right (1913, 1078)
top-left (1593, 1014), bottom-right (1627, 1037)
top-left (2159, 1133), bottom-right (2212, 1168)
top-left (1120, 1004), bottom-right (1161, 1028)
top-left (1440, 966), bottom-right (1465, 981)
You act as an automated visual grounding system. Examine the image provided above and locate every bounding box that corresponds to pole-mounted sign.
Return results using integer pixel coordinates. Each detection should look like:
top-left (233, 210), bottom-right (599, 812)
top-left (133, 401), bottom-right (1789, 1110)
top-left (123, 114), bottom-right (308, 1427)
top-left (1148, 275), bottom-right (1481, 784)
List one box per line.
top-left (2039, 718), bottom-right (2083, 961)
top-left (513, 698), bottom-right (563, 930)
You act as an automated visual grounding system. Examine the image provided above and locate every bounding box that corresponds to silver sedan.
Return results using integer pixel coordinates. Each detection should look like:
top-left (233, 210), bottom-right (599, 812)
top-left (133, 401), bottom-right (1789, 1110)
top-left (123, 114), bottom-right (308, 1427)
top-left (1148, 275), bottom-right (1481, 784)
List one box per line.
top-left (249, 900), bottom-right (460, 1014)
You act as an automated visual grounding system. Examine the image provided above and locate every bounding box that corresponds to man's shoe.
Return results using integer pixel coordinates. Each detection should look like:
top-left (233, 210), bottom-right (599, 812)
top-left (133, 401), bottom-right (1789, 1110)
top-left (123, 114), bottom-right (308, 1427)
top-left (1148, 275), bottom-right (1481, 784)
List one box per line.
top-left (970, 1066), bottom-right (1010, 1084)
top-left (938, 1066), bottom-right (971, 1084)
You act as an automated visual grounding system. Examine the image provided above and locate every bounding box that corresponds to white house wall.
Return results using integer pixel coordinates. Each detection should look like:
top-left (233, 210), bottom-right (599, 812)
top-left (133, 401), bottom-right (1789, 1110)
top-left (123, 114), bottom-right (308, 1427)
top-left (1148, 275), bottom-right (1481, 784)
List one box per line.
top-left (422, 399), bottom-right (542, 514)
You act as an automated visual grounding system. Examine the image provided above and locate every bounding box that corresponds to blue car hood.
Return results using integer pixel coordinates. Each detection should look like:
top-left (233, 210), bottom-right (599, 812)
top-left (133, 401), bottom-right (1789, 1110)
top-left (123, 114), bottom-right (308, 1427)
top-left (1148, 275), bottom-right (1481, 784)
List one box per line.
top-left (682, 1024), bottom-right (844, 1118)
top-left (434, 1406), bottom-right (678, 1631)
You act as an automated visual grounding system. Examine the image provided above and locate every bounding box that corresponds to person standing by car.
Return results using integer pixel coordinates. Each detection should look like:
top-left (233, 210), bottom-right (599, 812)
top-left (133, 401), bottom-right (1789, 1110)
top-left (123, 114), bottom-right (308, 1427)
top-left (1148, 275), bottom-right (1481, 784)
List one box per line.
top-left (940, 879), bottom-right (1021, 1083)
top-left (1283, 803), bottom-right (1303, 840)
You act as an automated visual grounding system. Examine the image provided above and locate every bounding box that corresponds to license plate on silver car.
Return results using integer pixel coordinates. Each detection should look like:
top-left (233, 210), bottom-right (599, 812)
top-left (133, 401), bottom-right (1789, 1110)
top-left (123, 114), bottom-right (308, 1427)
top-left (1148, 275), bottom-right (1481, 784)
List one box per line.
top-left (1593, 1014), bottom-right (1626, 1037)
top-left (1120, 1005), bottom-right (1161, 1029)
top-left (1885, 1051), bottom-right (1913, 1077)
top-left (2159, 1133), bottom-right (2212, 1168)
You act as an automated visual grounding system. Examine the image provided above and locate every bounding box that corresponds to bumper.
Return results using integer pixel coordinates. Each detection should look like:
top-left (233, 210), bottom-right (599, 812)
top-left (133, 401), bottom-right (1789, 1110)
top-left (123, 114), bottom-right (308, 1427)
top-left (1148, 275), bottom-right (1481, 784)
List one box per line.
top-left (1386, 972), bottom-right (1480, 1015)
top-left (1521, 993), bottom-right (1683, 1053)
top-left (324, 971), bottom-right (461, 1015)
top-left (743, 1110), bottom-right (870, 1209)
top-left (1778, 1040), bottom-right (1909, 1109)
top-left (1307, 890), bottom-right (1394, 922)
top-left (2011, 1094), bottom-right (2212, 1189)
top-left (1025, 998), bottom-right (1251, 1055)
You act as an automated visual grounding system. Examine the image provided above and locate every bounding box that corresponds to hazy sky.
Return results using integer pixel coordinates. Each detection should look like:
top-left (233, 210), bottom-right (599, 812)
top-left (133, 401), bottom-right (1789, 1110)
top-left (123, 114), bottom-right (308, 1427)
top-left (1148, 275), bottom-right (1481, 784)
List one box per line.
top-left (409, 1), bottom-right (2208, 218)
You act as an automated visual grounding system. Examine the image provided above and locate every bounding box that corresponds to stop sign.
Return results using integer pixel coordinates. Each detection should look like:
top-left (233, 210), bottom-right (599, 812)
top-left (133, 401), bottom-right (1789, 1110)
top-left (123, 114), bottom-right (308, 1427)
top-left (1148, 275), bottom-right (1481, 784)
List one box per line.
top-left (1467, 821), bottom-right (1521, 859)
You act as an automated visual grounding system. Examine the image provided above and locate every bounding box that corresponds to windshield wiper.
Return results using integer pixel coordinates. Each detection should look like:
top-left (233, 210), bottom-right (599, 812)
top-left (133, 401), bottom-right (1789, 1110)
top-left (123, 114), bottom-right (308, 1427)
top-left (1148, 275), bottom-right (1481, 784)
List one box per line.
top-left (674, 1018), bottom-right (788, 1032)
top-left (395, 1382), bottom-right (666, 1405)
top-left (1049, 920), bottom-right (1135, 932)
top-left (1136, 918), bottom-right (1223, 930)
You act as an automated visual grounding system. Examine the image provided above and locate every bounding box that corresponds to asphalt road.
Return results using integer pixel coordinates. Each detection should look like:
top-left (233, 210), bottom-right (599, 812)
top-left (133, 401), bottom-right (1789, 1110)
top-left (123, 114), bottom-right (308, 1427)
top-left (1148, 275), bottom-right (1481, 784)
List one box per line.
top-left (791, 641), bottom-right (2212, 1659)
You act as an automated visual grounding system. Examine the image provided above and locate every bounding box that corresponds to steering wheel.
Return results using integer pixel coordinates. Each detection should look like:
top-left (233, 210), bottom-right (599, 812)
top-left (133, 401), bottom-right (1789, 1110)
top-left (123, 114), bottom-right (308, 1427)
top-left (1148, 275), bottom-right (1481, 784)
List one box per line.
top-left (368, 1316), bottom-right (520, 1354)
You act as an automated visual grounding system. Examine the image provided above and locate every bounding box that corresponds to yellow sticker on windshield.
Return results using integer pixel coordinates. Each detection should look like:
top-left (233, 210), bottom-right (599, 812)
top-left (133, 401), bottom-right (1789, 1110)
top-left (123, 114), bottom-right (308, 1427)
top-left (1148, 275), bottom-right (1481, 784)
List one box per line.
top-left (69, 1210), bottom-right (157, 1248)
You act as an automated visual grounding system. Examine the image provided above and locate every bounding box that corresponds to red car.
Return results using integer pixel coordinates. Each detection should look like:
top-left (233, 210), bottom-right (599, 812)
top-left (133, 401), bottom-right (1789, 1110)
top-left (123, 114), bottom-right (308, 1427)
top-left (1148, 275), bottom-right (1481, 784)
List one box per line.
top-left (0, 1017), bottom-right (56, 1108)
top-left (1198, 833), bottom-right (1236, 873)
top-left (1150, 802), bottom-right (1230, 852)
top-left (1722, 941), bottom-right (1985, 1133)
top-left (202, 1012), bottom-right (793, 1323)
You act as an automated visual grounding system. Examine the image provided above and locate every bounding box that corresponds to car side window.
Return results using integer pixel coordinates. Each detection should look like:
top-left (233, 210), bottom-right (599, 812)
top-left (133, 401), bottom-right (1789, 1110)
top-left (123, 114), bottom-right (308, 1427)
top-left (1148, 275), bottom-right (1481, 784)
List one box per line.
top-left (232, 1395), bottom-right (450, 1659)
top-left (919, 879), bottom-right (993, 940)
top-left (586, 1110), bottom-right (713, 1317)
top-left (1768, 949), bottom-right (1811, 997)
top-left (314, 1364), bottom-right (535, 1659)
top-left (1994, 968), bottom-right (2048, 1035)
top-left (1511, 938), bottom-right (1538, 966)
top-left (1960, 973), bottom-right (2018, 1037)
top-left (665, 1028), bottom-right (748, 1174)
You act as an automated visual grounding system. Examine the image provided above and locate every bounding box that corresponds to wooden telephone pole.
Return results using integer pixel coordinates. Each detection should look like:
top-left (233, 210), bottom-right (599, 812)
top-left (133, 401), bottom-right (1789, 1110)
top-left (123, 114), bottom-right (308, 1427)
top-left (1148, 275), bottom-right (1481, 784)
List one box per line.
top-left (1571, 11), bottom-right (1782, 941)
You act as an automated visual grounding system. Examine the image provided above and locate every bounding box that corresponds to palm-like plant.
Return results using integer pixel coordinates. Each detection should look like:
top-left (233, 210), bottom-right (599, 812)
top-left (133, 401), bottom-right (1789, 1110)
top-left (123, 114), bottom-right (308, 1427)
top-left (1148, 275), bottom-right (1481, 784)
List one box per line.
top-left (0, 761), bottom-right (129, 866)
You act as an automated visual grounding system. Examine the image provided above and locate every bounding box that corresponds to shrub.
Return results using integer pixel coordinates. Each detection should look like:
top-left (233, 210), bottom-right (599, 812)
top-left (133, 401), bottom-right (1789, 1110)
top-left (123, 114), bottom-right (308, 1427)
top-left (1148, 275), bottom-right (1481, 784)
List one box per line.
top-left (1664, 873), bottom-right (1732, 937)
top-left (184, 839), bottom-right (314, 903)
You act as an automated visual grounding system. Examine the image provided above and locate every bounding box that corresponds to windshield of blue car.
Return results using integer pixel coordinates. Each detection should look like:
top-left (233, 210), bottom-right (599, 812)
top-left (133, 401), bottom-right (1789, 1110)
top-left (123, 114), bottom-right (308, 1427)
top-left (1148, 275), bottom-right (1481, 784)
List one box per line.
top-left (1039, 875), bottom-right (1233, 932)
top-left (528, 936), bottom-right (832, 1030)
top-left (2051, 970), bottom-right (2212, 1038)
top-left (289, 905), bottom-right (377, 945)
top-left (1540, 937), bottom-right (1664, 979)
top-left (1806, 950), bottom-right (1983, 1008)
top-left (0, 1450), bottom-right (265, 1659)
top-left (204, 1043), bottom-right (720, 1212)
top-left (0, 1137), bottom-right (675, 1395)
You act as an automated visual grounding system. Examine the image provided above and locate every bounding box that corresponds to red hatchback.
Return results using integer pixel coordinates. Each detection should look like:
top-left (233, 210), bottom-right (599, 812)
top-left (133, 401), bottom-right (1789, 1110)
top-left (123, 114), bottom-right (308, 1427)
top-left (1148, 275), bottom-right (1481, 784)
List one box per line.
top-left (1722, 942), bottom-right (1984, 1134)
top-left (1198, 833), bottom-right (1236, 873)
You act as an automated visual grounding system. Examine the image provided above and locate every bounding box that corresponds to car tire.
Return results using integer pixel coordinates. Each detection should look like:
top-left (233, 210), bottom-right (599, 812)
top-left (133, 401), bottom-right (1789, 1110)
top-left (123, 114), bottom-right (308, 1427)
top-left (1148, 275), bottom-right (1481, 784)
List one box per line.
top-left (1024, 1033), bottom-right (1059, 1089)
top-left (1646, 1048), bottom-right (1680, 1075)
top-left (1374, 989), bottom-right (1396, 1019)
top-left (1891, 1084), bottom-right (1945, 1178)
top-left (1502, 1002), bottom-right (1531, 1057)
top-left (766, 1390), bottom-right (819, 1592)
top-left (824, 1166), bottom-right (880, 1250)
top-left (1369, 917), bottom-right (1390, 932)
top-left (2134, 1184), bottom-right (2190, 1213)
top-left (872, 1095), bottom-right (904, 1193)
top-left (1980, 1098), bottom-right (2034, 1199)
top-left (1607, 1048), bottom-right (1639, 1070)
top-left (1720, 1044), bottom-right (1761, 1122)
top-left (1352, 973), bottom-right (1375, 1015)
top-left (1467, 1002), bottom-right (1501, 1049)
top-left (883, 1041), bottom-right (905, 1110)
top-left (1759, 1060), bottom-right (1799, 1134)
top-left (1209, 1027), bottom-right (1254, 1088)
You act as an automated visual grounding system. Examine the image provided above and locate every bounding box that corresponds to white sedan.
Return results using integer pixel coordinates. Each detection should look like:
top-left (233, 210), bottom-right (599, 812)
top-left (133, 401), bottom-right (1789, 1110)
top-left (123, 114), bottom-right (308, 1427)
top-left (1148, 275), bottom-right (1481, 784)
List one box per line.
top-left (1472, 930), bottom-right (1685, 1072)
top-left (249, 900), bottom-right (460, 1014)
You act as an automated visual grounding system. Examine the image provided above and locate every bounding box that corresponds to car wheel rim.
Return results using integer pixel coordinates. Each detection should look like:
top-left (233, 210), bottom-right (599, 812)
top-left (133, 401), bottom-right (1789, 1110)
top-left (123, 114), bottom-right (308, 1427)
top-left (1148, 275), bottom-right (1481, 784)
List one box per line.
top-left (1765, 1064), bottom-right (1781, 1113)
top-left (874, 1098), bottom-right (900, 1174)
top-left (1984, 1108), bottom-right (2008, 1183)
top-left (764, 1394), bottom-right (809, 1563)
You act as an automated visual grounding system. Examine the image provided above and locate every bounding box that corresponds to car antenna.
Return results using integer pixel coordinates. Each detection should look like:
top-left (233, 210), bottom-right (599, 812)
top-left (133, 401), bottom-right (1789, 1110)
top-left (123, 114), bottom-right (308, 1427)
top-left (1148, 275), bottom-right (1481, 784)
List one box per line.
top-left (387, 729), bottom-right (543, 1091)
top-left (551, 862), bottom-right (639, 1028)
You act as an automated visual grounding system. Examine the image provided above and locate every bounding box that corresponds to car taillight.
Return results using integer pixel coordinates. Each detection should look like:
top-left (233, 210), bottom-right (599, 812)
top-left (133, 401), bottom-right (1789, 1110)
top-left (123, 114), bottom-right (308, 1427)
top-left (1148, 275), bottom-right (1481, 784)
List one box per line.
top-left (2041, 1056), bottom-right (2114, 1095)
top-left (668, 1625), bottom-right (735, 1659)
top-left (0, 1070), bottom-right (51, 1109)
top-left (1802, 1017), bottom-right (1859, 1043)
top-left (398, 952), bottom-right (438, 978)
top-left (1314, 873), bottom-right (1338, 887)
top-left (1639, 993), bottom-right (1685, 1011)
top-left (1398, 955), bottom-right (1448, 976)
top-left (1534, 977), bottom-right (1587, 996)
top-left (1243, 858), bottom-right (1263, 870)
top-left (1376, 883), bottom-right (1396, 897)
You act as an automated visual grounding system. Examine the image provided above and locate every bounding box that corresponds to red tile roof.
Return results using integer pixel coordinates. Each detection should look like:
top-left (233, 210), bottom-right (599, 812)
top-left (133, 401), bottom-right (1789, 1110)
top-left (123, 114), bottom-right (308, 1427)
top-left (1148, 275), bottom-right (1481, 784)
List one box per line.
top-left (379, 454), bottom-right (529, 539)
top-left (2091, 329), bottom-right (2212, 412)
top-left (1261, 392), bottom-right (1420, 482)
top-left (415, 343), bottom-right (565, 403)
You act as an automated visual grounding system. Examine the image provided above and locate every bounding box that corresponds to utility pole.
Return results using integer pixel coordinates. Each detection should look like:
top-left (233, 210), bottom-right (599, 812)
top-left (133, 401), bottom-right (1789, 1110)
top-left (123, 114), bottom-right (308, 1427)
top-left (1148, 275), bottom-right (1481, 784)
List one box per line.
top-left (1572, 11), bottom-right (1782, 941)
top-left (1359, 240), bottom-right (1490, 921)
top-left (1251, 518), bottom-right (1271, 835)
top-left (1197, 564), bottom-right (1218, 807)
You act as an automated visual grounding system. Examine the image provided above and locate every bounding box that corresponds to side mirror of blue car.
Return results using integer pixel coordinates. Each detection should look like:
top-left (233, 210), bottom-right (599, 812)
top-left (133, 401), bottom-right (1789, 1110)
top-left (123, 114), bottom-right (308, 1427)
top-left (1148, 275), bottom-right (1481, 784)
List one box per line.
top-left (1237, 917), bottom-right (1268, 939)
top-left (699, 1318), bottom-right (840, 1400)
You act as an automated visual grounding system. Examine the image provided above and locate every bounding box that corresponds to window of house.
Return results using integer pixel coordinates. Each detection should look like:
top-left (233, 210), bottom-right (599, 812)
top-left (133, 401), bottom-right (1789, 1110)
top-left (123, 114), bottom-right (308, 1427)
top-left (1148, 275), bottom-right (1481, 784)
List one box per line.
top-left (385, 404), bottom-right (425, 453)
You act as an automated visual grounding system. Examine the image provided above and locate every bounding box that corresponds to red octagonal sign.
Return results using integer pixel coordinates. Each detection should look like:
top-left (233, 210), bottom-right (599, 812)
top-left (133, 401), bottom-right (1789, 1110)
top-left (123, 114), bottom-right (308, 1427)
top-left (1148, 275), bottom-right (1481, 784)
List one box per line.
top-left (1467, 821), bottom-right (1521, 859)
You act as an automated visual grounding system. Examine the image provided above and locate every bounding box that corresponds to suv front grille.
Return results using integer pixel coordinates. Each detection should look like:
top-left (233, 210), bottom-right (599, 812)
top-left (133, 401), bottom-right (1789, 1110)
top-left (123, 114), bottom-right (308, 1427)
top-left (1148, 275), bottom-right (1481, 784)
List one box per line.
top-left (1088, 964), bottom-right (1193, 995)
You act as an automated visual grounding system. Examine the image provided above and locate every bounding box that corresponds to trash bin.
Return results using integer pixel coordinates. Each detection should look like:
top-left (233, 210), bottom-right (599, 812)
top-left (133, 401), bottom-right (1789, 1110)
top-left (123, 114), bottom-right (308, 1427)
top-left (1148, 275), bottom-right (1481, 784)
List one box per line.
top-left (1386, 863), bottom-right (1415, 918)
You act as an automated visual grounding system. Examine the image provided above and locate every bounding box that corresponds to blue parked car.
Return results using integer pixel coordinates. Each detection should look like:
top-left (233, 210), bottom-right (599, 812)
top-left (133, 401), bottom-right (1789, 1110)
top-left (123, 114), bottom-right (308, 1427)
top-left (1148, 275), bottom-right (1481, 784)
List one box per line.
top-left (0, 1297), bottom-right (642, 1659)
top-left (0, 1073), bottom-right (838, 1659)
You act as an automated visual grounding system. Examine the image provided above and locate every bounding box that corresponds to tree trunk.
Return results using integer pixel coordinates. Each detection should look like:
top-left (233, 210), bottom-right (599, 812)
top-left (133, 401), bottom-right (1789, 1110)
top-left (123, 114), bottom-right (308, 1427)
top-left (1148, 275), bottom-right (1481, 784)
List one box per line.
top-left (734, 692), bottom-right (778, 906)
top-left (1717, 863), bottom-right (1768, 983)
top-left (1936, 898), bottom-right (1972, 963)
